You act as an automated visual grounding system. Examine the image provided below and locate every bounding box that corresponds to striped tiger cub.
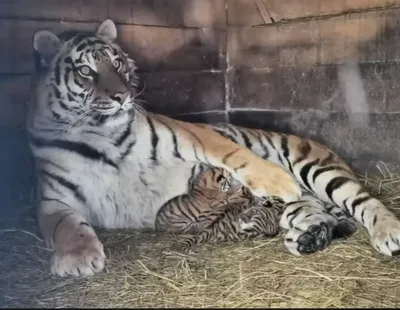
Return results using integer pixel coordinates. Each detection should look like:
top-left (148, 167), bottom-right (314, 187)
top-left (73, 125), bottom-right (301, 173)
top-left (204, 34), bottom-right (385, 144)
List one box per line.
top-left (28, 18), bottom-right (400, 278)
top-left (175, 196), bottom-right (285, 253)
top-left (155, 165), bottom-right (246, 234)
top-left (161, 169), bottom-right (356, 253)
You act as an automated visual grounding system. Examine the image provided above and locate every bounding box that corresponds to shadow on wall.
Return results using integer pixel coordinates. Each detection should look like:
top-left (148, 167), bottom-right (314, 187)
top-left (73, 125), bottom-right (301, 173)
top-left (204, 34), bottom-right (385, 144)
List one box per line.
top-left (133, 0), bottom-right (224, 28)
top-left (117, 24), bottom-right (227, 115)
top-left (229, 19), bottom-right (400, 170)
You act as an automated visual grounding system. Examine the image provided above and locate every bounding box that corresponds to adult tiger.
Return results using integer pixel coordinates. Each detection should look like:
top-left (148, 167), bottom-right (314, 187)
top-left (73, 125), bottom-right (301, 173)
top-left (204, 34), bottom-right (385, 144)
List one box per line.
top-left (27, 19), bottom-right (400, 277)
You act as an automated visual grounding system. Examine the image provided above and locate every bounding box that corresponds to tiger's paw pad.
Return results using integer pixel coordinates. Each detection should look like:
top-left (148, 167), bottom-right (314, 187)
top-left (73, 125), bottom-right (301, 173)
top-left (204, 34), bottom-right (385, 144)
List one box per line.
top-left (370, 218), bottom-right (400, 257)
top-left (50, 237), bottom-right (105, 277)
top-left (332, 219), bottom-right (358, 240)
top-left (284, 222), bottom-right (332, 256)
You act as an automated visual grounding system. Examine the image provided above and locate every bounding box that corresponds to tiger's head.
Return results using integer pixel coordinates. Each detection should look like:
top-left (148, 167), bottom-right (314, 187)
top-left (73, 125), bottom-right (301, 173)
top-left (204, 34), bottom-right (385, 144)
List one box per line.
top-left (30, 19), bottom-right (140, 129)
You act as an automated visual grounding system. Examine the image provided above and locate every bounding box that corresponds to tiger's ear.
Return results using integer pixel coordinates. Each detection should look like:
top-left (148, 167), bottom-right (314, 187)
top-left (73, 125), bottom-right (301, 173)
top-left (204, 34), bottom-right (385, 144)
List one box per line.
top-left (96, 19), bottom-right (117, 41)
top-left (33, 30), bottom-right (61, 64)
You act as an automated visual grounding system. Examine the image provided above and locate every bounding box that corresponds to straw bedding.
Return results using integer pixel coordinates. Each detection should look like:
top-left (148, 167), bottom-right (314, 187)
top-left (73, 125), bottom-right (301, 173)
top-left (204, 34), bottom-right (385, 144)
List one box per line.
top-left (2, 163), bottom-right (400, 308)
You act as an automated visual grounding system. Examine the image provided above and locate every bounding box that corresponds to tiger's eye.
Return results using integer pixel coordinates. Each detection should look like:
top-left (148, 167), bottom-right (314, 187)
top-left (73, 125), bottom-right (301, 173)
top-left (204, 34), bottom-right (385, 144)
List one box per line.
top-left (216, 175), bottom-right (225, 183)
top-left (112, 58), bottom-right (122, 70)
top-left (78, 65), bottom-right (91, 76)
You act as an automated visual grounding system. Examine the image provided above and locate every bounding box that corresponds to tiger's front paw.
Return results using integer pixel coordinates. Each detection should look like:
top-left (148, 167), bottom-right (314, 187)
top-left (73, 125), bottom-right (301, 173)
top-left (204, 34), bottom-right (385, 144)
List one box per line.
top-left (243, 166), bottom-right (301, 203)
top-left (51, 234), bottom-right (106, 277)
top-left (370, 217), bottom-right (400, 257)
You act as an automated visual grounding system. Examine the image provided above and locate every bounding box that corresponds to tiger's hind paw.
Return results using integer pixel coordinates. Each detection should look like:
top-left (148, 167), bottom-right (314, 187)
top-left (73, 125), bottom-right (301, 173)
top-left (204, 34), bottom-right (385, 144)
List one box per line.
top-left (284, 222), bottom-right (333, 256)
top-left (332, 219), bottom-right (358, 240)
top-left (370, 217), bottom-right (400, 257)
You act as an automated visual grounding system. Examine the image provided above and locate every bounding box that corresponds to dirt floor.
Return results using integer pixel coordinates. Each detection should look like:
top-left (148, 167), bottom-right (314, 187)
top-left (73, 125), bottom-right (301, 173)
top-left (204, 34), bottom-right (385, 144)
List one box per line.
top-left (2, 166), bottom-right (400, 308)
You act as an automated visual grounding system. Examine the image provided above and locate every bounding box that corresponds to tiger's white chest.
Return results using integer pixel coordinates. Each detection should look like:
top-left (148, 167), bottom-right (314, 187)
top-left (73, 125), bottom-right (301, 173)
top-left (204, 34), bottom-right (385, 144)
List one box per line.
top-left (64, 153), bottom-right (195, 230)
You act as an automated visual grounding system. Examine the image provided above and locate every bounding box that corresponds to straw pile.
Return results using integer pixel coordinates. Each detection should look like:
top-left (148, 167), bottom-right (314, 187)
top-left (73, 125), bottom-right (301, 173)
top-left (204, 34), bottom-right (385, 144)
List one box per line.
top-left (2, 163), bottom-right (400, 308)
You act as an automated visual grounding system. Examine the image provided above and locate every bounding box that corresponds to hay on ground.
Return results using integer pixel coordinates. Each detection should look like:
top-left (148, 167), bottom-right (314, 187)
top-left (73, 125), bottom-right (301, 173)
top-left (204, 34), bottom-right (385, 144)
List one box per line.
top-left (2, 163), bottom-right (400, 308)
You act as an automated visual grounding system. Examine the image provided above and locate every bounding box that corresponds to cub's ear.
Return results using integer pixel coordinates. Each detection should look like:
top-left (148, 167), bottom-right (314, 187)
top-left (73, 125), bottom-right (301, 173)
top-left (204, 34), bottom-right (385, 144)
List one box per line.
top-left (33, 30), bottom-right (61, 64)
top-left (96, 19), bottom-right (117, 41)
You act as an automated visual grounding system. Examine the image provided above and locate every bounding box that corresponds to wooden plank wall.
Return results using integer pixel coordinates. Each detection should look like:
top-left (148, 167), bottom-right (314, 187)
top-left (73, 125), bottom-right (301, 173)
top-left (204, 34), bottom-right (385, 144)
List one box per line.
top-left (2, 0), bottom-right (400, 192)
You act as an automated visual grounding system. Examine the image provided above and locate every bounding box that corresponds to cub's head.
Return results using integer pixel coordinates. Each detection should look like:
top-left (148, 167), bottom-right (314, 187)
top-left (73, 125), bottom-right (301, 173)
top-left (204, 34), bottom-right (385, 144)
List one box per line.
top-left (238, 206), bottom-right (281, 239)
top-left (31, 19), bottom-right (139, 126)
top-left (238, 197), bottom-right (285, 239)
top-left (197, 167), bottom-right (239, 192)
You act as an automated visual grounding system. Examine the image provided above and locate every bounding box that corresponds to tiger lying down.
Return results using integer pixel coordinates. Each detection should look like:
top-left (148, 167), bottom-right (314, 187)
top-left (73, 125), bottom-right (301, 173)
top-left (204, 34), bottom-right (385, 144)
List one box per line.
top-left (156, 166), bottom-right (357, 253)
top-left (28, 18), bottom-right (400, 278)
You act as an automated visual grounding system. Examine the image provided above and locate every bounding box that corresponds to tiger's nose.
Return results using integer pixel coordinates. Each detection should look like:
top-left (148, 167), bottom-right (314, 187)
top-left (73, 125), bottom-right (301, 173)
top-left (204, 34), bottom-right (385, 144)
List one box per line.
top-left (111, 92), bottom-right (130, 104)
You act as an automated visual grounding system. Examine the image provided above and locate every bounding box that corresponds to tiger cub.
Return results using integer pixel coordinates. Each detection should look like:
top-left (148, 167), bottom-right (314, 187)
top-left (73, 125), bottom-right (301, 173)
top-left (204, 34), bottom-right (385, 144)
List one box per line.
top-left (174, 196), bottom-right (285, 253)
top-left (155, 165), bottom-right (285, 252)
top-left (175, 191), bottom-right (358, 254)
top-left (155, 165), bottom-right (247, 234)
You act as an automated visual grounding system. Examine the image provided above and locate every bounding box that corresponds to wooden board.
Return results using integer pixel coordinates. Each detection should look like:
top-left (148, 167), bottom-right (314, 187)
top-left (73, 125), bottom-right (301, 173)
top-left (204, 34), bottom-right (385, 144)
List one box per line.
top-left (228, 0), bottom-right (400, 26)
top-left (228, 8), bottom-right (400, 68)
top-left (229, 62), bottom-right (400, 112)
top-left (0, 0), bottom-right (227, 28)
top-left (0, 20), bottom-right (227, 74)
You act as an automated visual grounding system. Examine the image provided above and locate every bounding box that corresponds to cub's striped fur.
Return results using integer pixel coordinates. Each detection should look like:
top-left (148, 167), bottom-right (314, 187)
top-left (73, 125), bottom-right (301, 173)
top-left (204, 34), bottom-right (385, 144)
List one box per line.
top-left (155, 165), bottom-right (246, 234)
top-left (28, 18), bottom-right (400, 278)
top-left (175, 196), bottom-right (285, 253)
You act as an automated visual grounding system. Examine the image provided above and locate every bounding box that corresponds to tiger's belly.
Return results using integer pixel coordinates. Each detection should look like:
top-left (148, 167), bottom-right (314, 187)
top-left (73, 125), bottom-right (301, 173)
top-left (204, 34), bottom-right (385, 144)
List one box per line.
top-left (80, 159), bottom-right (196, 230)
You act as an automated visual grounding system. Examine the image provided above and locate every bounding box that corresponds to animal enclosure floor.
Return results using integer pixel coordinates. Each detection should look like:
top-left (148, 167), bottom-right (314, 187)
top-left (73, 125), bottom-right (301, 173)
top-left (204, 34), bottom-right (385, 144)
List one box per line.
top-left (2, 170), bottom-right (400, 308)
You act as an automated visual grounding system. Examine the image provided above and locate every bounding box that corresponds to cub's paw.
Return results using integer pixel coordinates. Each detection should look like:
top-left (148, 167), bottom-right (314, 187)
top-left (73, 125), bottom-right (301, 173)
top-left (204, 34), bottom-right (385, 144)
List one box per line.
top-left (171, 238), bottom-right (192, 254)
top-left (178, 241), bottom-right (191, 253)
top-left (370, 217), bottom-right (400, 257)
top-left (284, 223), bottom-right (333, 256)
top-left (51, 235), bottom-right (106, 277)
